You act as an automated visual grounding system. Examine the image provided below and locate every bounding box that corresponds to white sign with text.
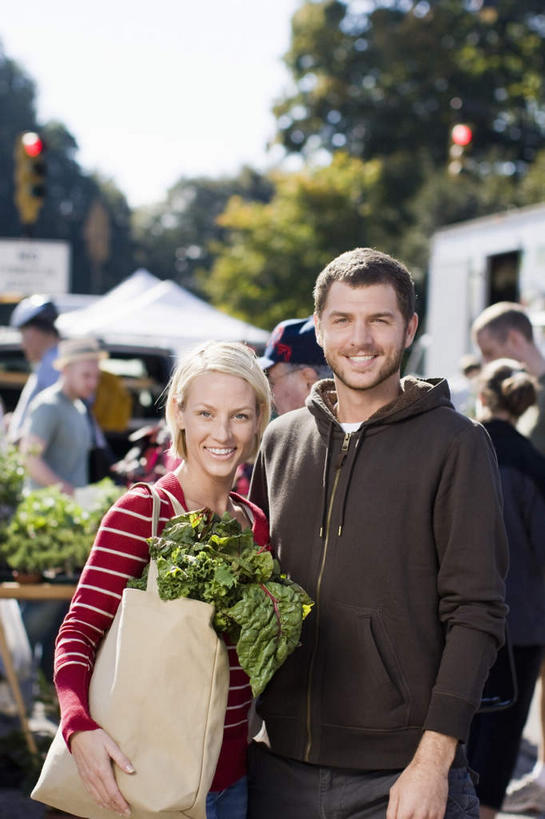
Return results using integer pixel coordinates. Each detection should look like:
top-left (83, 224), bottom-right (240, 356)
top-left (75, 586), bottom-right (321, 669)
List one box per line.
top-left (0, 239), bottom-right (70, 295)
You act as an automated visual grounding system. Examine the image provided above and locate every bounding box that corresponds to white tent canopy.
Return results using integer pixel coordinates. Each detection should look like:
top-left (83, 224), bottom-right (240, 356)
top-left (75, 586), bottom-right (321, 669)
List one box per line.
top-left (57, 270), bottom-right (269, 352)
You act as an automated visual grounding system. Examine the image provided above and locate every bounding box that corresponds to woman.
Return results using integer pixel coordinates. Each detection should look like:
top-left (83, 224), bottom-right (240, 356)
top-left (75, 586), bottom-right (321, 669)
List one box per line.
top-left (467, 358), bottom-right (545, 819)
top-left (54, 341), bottom-right (271, 818)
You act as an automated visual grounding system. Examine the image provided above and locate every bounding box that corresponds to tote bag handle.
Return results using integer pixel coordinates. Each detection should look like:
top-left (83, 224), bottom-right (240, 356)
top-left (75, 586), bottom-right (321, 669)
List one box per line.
top-left (130, 482), bottom-right (186, 598)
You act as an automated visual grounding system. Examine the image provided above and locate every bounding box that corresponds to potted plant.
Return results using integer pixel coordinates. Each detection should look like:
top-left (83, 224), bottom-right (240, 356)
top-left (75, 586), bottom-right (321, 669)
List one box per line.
top-left (0, 479), bottom-right (124, 580)
top-left (0, 444), bottom-right (25, 542)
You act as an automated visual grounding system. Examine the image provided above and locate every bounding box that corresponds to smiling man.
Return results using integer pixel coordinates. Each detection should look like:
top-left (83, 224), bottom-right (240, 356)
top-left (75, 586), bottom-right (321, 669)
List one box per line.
top-left (249, 248), bottom-right (508, 819)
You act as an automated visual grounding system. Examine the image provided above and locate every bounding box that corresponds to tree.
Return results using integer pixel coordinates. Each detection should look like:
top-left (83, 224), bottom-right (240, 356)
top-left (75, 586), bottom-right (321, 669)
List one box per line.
top-left (275, 1), bottom-right (545, 170)
top-left (205, 152), bottom-right (386, 328)
top-left (0, 42), bottom-right (135, 295)
top-left (0, 42), bottom-right (39, 239)
top-left (133, 167), bottom-right (273, 293)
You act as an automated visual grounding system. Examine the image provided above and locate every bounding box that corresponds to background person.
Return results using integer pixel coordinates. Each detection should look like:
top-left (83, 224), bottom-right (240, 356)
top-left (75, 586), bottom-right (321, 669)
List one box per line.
top-left (234, 316), bottom-right (330, 496)
top-left (7, 296), bottom-right (60, 443)
top-left (467, 359), bottom-right (545, 819)
top-left (20, 338), bottom-right (107, 495)
top-left (473, 303), bottom-right (545, 813)
top-left (258, 316), bottom-right (330, 415)
top-left (473, 302), bottom-right (545, 454)
top-left (19, 337), bottom-right (107, 681)
top-left (54, 341), bottom-right (271, 819)
top-left (249, 247), bottom-right (508, 819)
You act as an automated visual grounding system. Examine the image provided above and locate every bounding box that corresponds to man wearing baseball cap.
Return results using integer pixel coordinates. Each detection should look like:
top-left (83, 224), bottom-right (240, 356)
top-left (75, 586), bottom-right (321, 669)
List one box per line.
top-left (21, 338), bottom-right (107, 494)
top-left (259, 317), bottom-right (330, 415)
top-left (8, 295), bottom-right (60, 442)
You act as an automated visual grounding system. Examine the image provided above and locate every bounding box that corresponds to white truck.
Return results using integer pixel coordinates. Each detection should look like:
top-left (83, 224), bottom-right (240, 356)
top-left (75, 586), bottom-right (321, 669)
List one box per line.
top-left (410, 201), bottom-right (545, 385)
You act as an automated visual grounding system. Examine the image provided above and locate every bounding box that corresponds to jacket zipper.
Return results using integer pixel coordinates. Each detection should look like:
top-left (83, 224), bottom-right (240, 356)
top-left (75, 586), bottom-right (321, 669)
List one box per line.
top-left (304, 431), bottom-right (351, 761)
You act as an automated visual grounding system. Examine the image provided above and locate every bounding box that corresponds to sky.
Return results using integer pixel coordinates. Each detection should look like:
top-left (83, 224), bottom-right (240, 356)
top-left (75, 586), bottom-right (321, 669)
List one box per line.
top-left (2, 0), bottom-right (300, 208)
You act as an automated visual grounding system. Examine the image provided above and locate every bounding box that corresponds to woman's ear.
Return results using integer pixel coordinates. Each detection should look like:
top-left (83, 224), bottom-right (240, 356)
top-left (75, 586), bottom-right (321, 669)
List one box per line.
top-left (172, 396), bottom-right (185, 430)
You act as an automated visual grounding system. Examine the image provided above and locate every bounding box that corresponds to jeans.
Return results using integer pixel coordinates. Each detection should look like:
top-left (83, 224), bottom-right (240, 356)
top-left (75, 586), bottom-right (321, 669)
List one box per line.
top-left (206, 776), bottom-right (247, 819)
top-left (248, 742), bottom-right (479, 819)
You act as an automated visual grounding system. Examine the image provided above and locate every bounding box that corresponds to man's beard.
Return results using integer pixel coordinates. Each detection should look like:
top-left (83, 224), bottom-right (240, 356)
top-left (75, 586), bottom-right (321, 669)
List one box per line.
top-left (324, 345), bottom-right (405, 393)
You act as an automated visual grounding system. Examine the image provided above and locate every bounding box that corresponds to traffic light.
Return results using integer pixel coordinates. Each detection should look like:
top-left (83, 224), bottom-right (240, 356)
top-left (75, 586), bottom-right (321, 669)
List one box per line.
top-left (448, 123), bottom-right (473, 176)
top-left (14, 132), bottom-right (47, 226)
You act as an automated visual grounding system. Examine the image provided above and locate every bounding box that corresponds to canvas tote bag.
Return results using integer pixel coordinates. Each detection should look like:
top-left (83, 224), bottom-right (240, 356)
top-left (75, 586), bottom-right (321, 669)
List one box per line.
top-left (32, 483), bottom-right (229, 819)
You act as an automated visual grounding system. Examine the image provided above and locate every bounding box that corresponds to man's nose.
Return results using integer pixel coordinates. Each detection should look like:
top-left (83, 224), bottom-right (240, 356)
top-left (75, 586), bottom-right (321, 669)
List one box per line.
top-left (350, 321), bottom-right (373, 348)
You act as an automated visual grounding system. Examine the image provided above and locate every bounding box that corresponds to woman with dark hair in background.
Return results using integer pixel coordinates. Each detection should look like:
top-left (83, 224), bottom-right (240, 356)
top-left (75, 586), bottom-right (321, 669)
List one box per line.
top-left (468, 358), bottom-right (545, 819)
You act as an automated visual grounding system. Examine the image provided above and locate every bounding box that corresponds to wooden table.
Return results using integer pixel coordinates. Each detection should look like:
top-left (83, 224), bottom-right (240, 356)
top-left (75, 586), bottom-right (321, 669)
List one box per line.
top-left (0, 582), bottom-right (76, 753)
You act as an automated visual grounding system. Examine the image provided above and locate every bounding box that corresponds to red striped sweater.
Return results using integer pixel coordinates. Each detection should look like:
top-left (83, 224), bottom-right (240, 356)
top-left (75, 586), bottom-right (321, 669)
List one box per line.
top-left (54, 472), bottom-right (269, 791)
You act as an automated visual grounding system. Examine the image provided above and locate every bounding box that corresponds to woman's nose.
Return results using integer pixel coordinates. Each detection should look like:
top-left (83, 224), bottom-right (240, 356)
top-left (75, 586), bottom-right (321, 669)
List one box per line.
top-left (212, 417), bottom-right (232, 441)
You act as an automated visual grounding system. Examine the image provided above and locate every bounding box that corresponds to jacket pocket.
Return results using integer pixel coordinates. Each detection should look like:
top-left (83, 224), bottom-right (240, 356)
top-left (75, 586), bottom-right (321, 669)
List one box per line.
top-left (321, 603), bottom-right (410, 730)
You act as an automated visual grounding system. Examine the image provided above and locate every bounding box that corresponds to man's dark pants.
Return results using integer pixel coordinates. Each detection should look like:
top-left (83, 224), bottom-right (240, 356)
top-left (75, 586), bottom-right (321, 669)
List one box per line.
top-left (248, 742), bottom-right (479, 819)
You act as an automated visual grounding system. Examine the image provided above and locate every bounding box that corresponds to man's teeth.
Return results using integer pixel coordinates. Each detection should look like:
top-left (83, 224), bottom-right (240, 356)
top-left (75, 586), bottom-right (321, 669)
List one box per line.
top-left (349, 355), bottom-right (375, 361)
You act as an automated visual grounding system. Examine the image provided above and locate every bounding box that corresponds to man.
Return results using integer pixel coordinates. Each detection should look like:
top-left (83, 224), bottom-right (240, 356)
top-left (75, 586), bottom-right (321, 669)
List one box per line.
top-left (7, 295), bottom-right (60, 443)
top-left (19, 337), bottom-right (107, 682)
top-left (21, 337), bottom-right (107, 494)
top-left (473, 302), bottom-right (545, 454)
top-left (259, 317), bottom-right (330, 414)
top-left (249, 248), bottom-right (508, 819)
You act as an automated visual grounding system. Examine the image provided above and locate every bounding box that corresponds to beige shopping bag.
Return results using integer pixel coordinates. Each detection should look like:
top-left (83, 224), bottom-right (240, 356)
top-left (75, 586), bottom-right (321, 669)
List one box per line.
top-left (32, 485), bottom-right (229, 819)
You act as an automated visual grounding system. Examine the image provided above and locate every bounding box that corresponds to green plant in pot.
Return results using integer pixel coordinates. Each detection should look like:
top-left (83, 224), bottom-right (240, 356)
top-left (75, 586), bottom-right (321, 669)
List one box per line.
top-left (0, 444), bottom-right (25, 543)
top-left (1, 486), bottom-right (94, 579)
top-left (1, 479), bottom-right (125, 580)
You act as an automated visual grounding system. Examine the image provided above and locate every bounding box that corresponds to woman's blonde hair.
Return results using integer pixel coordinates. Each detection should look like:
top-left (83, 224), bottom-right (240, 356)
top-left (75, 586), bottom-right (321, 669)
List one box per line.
top-left (165, 341), bottom-right (271, 460)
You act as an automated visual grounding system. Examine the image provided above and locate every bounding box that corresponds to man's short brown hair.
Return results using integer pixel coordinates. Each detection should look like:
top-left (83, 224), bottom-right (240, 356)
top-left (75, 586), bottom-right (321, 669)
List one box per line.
top-left (472, 302), bottom-right (534, 343)
top-left (313, 248), bottom-right (416, 323)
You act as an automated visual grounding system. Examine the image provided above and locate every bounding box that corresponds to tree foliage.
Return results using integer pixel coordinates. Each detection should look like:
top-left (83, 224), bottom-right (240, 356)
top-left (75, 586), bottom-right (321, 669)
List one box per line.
top-left (0, 42), bottom-right (134, 294)
top-left (274, 1), bottom-right (545, 170)
top-left (205, 153), bottom-right (386, 328)
top-left (133, 167), bottom-right (273, 294)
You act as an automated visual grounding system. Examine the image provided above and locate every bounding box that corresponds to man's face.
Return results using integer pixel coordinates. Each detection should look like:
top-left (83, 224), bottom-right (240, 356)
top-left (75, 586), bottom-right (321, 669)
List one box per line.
top-left (267, 362), bottom-right (316, 415)
top-left (315, 281), bottom-right (417, 396)
top-left (20, 326), bottom-right (52, 364)
top-left (64, 359), bottom-right (101, 401)
top-left (476, 327), bottom-right (518, 364)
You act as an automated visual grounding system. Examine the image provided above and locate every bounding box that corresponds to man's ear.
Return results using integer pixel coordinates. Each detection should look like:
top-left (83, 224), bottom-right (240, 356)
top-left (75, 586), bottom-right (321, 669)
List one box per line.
top-left (404, 313), bottom-right (419, 348)
top-left (506, 328), bottom-right (525, 356)
top-left (301, 366), bottom-right (320, 389)
top-left (313, 313), bottom-right (323, 347)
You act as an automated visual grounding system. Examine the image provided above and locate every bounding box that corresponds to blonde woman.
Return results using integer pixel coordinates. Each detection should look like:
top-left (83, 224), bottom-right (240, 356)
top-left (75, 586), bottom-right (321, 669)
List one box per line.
top-left (54, 341), bottom-right (271, 819)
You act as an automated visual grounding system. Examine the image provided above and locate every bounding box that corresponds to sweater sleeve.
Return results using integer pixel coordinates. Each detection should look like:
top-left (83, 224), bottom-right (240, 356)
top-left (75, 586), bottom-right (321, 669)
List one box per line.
top-left (54, 484), bottom-right (173, 748)
top-left (424, 422), bottom-right (509, 742)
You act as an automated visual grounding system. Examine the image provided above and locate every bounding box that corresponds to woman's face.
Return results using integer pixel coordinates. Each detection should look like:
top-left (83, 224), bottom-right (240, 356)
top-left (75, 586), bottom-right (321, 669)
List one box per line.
top-left (175, 371), bottom-right (260, 482)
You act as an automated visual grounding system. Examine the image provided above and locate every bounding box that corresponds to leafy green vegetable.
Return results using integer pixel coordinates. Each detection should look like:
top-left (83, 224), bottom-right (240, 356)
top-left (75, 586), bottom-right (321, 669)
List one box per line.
top-left (0, 478), bottom-right (124, 575)
top-left (129, 509), bottom-right (313, 695)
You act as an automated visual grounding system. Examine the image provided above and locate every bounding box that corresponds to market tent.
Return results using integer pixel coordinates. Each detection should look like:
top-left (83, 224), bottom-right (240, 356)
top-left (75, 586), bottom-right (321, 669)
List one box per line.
top-left (57, 271), bottom-right (269, 351)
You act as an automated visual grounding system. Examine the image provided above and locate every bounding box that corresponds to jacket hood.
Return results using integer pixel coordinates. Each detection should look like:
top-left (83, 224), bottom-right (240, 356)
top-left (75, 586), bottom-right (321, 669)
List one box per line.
top-left (306, 375), bottom-right (453, 439)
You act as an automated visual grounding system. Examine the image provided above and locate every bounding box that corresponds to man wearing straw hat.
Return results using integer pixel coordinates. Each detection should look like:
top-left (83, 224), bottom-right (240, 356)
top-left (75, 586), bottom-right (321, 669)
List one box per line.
top-left (21, 338), bottom-right (107, 494)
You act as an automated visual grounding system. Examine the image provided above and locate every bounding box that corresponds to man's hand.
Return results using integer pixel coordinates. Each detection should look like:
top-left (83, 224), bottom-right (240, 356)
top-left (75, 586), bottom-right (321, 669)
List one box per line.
top-left (386, 730), bottom-right (457, 819)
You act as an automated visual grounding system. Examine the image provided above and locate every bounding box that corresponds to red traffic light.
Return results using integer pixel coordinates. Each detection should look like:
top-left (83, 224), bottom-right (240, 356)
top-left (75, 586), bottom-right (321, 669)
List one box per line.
top-left (451, 124), bottom-right (473, 147)
top-left (21, 132), bottom-right (44, 158)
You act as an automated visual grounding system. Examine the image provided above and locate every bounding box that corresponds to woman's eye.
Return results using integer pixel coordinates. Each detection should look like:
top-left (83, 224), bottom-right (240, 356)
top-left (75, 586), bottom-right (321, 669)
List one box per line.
top-left (199, 410), bottom-right (212, 418)
top-left (235, 413), bottom-right (250, 421)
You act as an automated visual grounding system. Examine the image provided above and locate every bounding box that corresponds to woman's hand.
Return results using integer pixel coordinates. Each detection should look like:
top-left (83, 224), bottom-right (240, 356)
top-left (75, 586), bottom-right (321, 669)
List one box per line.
top-left (70, 728), bottom-right (134, 816)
